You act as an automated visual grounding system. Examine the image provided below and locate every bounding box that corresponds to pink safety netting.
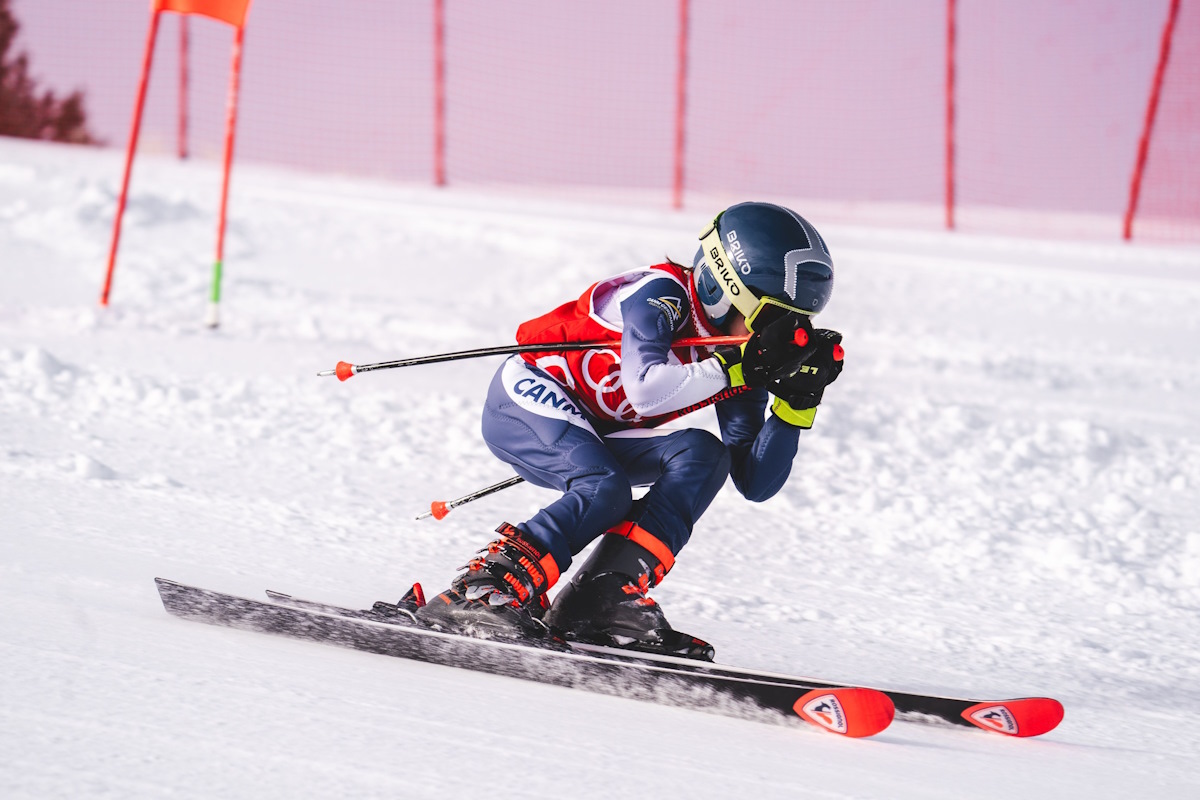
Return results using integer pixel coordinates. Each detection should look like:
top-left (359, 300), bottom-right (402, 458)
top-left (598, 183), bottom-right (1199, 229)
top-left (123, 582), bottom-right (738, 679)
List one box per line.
top-left (7, 0), bottom-right (1197, 242)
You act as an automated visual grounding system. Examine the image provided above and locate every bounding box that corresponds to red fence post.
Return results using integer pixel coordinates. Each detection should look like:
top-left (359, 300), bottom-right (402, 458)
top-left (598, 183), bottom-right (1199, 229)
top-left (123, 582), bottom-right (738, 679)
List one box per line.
top-left (179, 15), bottom-right (189, 159)
top-left (434, 0), bottom-right (447, 187)
top-left (945, 0), bottom-right (956, 231)
top-left (672, 0), bottom-right (690, 210)
top-left (1124, 0), bottom-right (1181, 241)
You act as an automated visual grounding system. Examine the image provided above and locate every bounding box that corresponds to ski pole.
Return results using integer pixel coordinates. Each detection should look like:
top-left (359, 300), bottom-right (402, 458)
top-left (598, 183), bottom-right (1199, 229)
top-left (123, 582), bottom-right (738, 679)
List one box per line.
top-left (416, 475), bottom-right (526, 521)
top-left (318, 335), bottom-right (749, 381)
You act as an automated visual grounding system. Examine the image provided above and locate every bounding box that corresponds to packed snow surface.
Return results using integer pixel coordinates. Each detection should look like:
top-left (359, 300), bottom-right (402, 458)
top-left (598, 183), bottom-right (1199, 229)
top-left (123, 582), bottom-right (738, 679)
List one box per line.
top-left (2, 137), bottom-right (1199, 798)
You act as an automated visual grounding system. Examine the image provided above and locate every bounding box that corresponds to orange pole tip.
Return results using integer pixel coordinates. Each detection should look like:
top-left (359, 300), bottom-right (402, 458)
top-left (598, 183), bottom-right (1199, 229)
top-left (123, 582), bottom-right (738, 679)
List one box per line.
top-left (430, 501), bottom-right (450, 520)
top-left (335, 361), bottom-right (356, 381)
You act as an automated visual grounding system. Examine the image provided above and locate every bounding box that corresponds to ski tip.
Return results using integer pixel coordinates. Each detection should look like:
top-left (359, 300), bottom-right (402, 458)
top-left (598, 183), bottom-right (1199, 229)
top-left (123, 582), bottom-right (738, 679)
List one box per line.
top-left (793, 687), bottom-right (895, 738)
top-left (961, 698), bottom-right (1065, 737)
top-left (154, 577), bottom-right (183, 593)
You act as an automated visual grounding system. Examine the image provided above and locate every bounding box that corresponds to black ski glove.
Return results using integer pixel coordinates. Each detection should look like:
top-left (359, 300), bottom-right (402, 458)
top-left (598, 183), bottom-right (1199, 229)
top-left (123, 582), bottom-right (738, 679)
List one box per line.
top-left (714, 313), bottom-right (816, 389)
top-left (768, 329), bottom-right (844, 427)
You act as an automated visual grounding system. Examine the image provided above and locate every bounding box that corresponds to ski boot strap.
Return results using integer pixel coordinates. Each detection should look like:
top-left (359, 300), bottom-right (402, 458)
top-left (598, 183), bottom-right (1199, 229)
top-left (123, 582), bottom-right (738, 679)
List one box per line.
top-left (464, 523), bottom-right (561, 603)
top-left (604, 521), bottom-right (676, 586)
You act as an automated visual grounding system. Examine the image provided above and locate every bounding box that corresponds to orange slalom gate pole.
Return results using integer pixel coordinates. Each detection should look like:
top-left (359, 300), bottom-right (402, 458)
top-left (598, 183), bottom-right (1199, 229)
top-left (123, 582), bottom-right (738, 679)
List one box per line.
top-left (100, 8), bottom-right (163, 307)
top-left (207, 22), bottom-right (246, 328)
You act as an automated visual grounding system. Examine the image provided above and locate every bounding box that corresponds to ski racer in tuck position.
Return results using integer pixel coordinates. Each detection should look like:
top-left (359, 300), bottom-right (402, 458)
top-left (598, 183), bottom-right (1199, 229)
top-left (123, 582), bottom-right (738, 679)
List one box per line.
top-left (416, 202), bottom-right (845, 660)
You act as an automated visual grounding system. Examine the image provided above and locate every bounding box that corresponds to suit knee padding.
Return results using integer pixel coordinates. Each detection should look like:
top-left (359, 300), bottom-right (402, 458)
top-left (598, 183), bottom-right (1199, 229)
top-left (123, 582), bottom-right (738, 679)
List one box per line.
top-left (578, 470), bottom-right (633, 528)
top-left (665, 429), bottom-right (731, 482)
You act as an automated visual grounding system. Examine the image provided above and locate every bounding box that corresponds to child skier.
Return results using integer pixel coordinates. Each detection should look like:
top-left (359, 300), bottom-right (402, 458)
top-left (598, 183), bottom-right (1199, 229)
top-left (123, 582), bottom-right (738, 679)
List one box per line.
top-left (415, 202), bottom-right (844, 661)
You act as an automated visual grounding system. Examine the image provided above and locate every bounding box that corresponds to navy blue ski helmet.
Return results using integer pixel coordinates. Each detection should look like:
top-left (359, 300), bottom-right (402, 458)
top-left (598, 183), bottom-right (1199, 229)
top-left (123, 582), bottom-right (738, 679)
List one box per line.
top-left (692, 202), bottom-right (834, 330)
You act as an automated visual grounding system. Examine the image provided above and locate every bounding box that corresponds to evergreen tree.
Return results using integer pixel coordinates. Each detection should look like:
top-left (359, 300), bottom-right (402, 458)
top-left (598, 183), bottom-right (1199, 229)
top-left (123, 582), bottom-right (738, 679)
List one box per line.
top-left (0, 0), bottom-right (96, 143)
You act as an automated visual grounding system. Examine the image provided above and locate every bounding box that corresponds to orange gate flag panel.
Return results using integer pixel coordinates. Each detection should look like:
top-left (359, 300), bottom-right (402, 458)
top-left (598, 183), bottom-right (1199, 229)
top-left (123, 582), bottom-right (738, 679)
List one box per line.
top-left (154, 0), bottom-right (251, 28)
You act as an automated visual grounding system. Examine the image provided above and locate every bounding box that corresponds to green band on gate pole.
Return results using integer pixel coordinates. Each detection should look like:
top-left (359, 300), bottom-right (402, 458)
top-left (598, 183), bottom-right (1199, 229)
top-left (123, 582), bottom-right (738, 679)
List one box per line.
top-left (210, 259), bottom-right (223, 304)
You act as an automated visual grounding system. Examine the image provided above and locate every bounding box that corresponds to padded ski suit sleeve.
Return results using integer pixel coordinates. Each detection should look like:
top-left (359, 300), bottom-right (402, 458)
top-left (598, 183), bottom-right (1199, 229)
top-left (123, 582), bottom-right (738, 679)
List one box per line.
top-left (618, 277), bottom-right (729, 417)
top-left (716, 389), bottom-right (801, 502)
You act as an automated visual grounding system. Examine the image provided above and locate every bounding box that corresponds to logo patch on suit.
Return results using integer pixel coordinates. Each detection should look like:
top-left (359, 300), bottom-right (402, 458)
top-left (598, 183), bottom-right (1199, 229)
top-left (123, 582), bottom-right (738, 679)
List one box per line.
top-left (648, 296), bottom-right (684, 328)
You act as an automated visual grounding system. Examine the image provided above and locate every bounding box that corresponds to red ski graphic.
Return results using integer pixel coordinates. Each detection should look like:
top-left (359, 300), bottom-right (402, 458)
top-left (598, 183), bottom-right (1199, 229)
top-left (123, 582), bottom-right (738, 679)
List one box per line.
top-left (961, 698), bottom-right (1065, 737)
top-left (794, 688), bottom-right (896, 738)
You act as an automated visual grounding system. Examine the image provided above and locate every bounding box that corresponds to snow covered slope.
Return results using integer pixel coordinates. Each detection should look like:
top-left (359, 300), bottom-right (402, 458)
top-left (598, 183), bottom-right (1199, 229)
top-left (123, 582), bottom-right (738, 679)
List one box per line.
top-left (1, 136), bottom-right (1198, 798)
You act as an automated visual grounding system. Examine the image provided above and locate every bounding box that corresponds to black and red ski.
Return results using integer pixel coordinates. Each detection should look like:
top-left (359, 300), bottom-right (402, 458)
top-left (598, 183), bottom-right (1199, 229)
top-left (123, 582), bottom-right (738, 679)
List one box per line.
top-left (262, 586), bottom-right (1064, 739)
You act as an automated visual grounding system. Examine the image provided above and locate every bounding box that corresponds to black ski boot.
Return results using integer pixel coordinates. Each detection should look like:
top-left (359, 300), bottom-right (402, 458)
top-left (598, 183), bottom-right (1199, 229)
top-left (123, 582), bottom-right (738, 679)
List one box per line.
top-left (545, 522), bottom-right (715, 661)
top-left (415, 523), bottom-right (562, 641)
